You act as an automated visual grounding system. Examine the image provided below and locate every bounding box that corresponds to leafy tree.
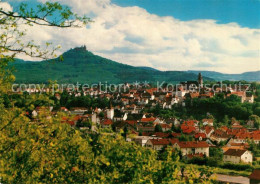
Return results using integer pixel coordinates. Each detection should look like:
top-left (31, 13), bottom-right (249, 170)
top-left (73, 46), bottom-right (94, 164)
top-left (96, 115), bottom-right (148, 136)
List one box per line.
top-left (222, 115), bottom-right (229, 126)
top-left (99, 111), bottom-right (104, 118)
top-left (154, 124), bottom-right (163, 132)
top-left (254, 107), bottom-right (260, 117)
top-left (249, 115), bottom-right (260, 129)
top-left (178, 133), bottom-right (193, 141)
top-left (209, 147), bottom-right (223, 160)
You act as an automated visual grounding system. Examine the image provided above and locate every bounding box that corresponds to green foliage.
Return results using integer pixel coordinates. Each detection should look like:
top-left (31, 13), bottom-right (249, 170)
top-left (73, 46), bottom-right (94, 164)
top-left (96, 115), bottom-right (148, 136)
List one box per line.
top-left (154, 124), bottom-right (163, 132)
top-left (76, 120), bottom-right (92, 129)
top-left (222, 162), bottom-right (254, 171)
top-left (177, 93), bottom-right (257, 122)
top-left (178, 133), bottom-right (194, 141)
top-left (171, 124), bottom-right (181, 133)
top-left (187, 157), bottom-right (207, 165)
top-left (209, 147), bottom-right (223, 160)
top-left (249, 140), bottom-right (260, 157)
top-left (249, 115), bottom-right (260, 129)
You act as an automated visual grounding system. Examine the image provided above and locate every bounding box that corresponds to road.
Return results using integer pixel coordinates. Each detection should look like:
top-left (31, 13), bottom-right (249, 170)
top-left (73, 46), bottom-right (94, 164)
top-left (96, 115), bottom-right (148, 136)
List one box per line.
top-left (214, 174), bottom-right (249, 184)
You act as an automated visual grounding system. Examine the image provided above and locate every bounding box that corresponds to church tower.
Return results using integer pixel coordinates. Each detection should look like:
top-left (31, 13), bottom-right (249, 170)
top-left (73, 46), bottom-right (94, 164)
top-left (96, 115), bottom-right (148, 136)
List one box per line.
top-left (198, 73), bottom-right (203, 87)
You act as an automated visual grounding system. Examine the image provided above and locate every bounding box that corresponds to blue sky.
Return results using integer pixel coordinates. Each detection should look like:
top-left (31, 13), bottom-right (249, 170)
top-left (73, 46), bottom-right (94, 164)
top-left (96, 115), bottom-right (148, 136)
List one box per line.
top-left (1, 0), bottom-right (260, 73)
top-left (112, 0), bottom-right (260, 28)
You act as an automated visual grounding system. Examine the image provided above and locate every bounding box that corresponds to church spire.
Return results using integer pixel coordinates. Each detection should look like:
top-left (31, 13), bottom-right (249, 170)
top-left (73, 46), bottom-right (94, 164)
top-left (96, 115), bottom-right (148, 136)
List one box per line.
top-left (198, 73), bottom-right (203, 87)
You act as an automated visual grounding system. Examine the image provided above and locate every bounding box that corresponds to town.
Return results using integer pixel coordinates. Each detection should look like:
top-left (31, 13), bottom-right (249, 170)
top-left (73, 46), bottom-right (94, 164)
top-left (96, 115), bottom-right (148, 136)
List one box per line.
top-left (8, 73), bottom-right (260, 183)
top-left (1, 0), bottom-right (259, 183)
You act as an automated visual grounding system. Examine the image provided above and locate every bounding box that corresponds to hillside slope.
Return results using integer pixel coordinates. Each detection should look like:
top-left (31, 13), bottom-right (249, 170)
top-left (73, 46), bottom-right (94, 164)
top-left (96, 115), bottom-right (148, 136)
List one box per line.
top-left (12, 46), bottom-right (212, 84)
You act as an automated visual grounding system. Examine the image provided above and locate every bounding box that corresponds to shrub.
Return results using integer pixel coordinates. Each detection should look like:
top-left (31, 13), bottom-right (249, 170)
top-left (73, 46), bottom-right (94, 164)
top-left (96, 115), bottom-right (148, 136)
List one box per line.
top-left (221, 162), bottom-right (254, 171)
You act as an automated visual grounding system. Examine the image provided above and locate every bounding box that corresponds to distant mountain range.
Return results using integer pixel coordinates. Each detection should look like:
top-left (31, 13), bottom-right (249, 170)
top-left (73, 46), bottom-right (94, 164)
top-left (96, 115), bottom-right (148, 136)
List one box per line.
top-left (188, 70), bottom-right (260, 82)
top-left (11, 46), bottom-right (259, 83)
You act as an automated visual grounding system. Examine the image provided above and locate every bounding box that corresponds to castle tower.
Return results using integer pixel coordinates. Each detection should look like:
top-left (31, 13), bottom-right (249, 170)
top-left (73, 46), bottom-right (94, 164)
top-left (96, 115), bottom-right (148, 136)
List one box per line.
top-left (198, 73), bottom-right (203, 87)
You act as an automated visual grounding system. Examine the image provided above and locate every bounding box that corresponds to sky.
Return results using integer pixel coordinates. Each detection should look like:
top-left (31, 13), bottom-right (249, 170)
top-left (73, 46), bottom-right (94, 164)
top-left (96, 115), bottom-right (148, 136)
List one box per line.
top-left (1, 0), bottom-right (260, 74)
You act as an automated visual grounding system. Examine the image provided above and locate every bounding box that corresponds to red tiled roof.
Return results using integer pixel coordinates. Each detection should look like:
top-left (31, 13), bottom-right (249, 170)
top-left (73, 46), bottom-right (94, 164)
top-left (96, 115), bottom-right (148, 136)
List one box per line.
top-left (212, 129), bottom-right (230, 138)
top-left (150, 139), bottom-right (169, 145)
top-left (195, 133), bottom-right (207, 139)
top-left (177, 141), bottom-right (209, 148)
top-left (202, 119), bottom-right (214, 123)
top-left (150, 138), bottom-right (179, 145)
top-left (181, 120), bottom-right (197, 134)
top-left (227, 91), bottom-right (245, 97)
top-left (103, 119), bottom-right (113, 125)
top-left (141, 117), bottom-right (156, 122)
top-left (160, 124), bottom-right (171, 128)
top-left (73, 115), bottom-right (82, 121)
top-left (200, 93), bottom-right (213, 98)
top-left (141, 132), bottom-right (151, 136)
top-left (224, 149), bottom-right (247, 157)
top-left (204, 126), bottom-right (214, 135)
top-left (61, 120), bottom-right (75, 126)
top-left (171, 133), bottom-right (181, 138)
top-left (186, 153), bottom-right (204, 159)
top-left (221, 126), bottom-right (228, 132)
top-left (62, 117), bottom-right (68, 121)
top-left (181, 125), bottom-right (196, 134)
top-left (235, 131), bottom-right (260, 140)
top-left (227, 128), bottom-right (247, 136)
top-left (182, 120), bottom-right (197, 126)
top-left (125, 120), bottom-right (137, 126)
top-left (190, 92), bottom-right (200, 98)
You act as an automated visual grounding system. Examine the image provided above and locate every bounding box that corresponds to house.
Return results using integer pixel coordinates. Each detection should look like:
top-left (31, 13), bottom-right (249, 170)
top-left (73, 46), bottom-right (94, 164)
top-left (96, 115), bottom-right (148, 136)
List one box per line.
top-left (91, 112), bottom-right (100, 125)
top-left (60, 107), bottom-right (69, 112)
top-left (70, 107), bottom-right (88, 115)
top-left (194, 133), bottom-right (207, 141)
top-left (201, 126), bottom-right (214, 138)
top-left (245, 93), bottom-right (254, 103)
top-left (181, 120), bottom-right (197, 135)
top-left (231, 121), bottom-right (244, 129)
top-left (249, 169), bottom-right (260, 184)
top-left (222, 141), bottom-right (250, 153)
top-left (173, 141), bottom-right (209, 157)
top-left (107, 108), bottom-right (114, 119)
top-left (184, 153), bottom-right (205, 160)
top-left (227, 92), bottom-right (246, 103)
top-left (133, 136), bottom-right (156, 147)
top-left (101, 119), bottom-right (113, 128)
top-left (137, 125), bottom-right (155, 133)
top-left (160, 123), bottom-right (171, 132)
top-left (223, 149), bottom-right (253, 164)
top-left (210, 129), bottom-right (230, 143)
top-left (140, 117), bottom-right (157, 124)
top-left (32, 110), bottom-right (38, 117)
top-left (114, 112), bottom-right (128, 121)
top-left (202, 119), bottom-right (214, 126)
top-left (165, 118), bottom-right (180, 127)
top-left (234, 130), bottom-right (260, 144)
top-left (146, 138), bottom-right (179, 151)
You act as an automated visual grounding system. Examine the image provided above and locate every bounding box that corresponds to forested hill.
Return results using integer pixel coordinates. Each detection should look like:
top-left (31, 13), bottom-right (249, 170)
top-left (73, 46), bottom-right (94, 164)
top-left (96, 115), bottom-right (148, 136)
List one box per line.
top-left (11, 46), bottom-right (212, 84)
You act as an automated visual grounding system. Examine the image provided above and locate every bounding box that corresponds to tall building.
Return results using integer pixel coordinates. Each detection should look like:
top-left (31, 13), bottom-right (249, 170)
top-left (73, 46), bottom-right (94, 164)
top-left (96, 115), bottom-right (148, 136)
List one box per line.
top-left (107, 108), bottom-right (114, 120)
top-left (198, 73), bottom-right (203, 87)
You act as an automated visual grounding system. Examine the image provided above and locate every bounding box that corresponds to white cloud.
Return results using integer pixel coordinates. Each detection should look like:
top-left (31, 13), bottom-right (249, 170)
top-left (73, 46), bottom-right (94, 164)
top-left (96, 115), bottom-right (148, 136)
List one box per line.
top-left (0, 2), bottom-right (12, 11)
top-left (5, 0), bottom-right (260, 73)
